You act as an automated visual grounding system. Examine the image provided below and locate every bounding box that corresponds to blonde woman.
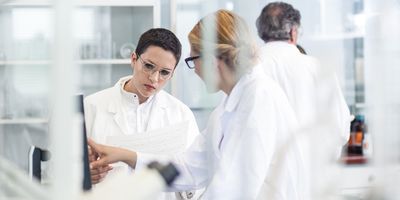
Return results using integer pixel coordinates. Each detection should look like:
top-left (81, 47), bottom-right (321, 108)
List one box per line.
top-left (89, 10), bottom-right (304, 199)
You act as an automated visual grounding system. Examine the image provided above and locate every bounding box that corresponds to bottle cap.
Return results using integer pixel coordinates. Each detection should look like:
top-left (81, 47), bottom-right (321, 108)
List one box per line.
top-left (355, 114), bottom-right (365, 122)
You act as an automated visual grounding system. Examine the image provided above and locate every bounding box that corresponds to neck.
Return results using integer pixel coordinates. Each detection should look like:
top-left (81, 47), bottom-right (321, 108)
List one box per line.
top-left (221, 83), bottom-right (235, 95)
top-left (220, 72), bottom-right (238, 95)
top-left (124, 79), bottom-right (148, 104)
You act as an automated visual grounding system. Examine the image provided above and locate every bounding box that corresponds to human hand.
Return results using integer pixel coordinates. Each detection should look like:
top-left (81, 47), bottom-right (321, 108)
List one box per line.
top-left (88, 139), bottom-right (137, 169)
top-left (88, 141), bottom-right (113, 184)
top-left (90, 164), bottom-right (113, 184)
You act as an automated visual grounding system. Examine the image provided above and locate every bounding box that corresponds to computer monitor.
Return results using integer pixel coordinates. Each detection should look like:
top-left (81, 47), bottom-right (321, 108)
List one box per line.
top-left (28, 95), bottom-right (92, 190)
top-left (76, 94), bottom-right (92, 191)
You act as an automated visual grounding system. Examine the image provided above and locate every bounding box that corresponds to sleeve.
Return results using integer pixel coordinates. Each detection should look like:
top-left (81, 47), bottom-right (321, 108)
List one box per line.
top-left (204, 111), bottom-right (275, 199)
top-left (319, 70), bottom-right (351, 146)
top-left (181, 105), bottom-right (201, 149)
top-left (135, 131), bottom-right (210, 191)
top-left (332, 74), bottom-right (351, 145)
top-left (203, 126), bottom-right (273, 199)
top-left (314, 64), bottom-right (351, 158)
top-left (134, 99), bottom-right (208, 191)
top-left (201, 93), bottom-right (281, 199)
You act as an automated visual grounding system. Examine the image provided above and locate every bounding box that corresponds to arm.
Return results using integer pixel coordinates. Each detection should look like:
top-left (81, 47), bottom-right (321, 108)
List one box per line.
top-left (332, 75), bottom-right (351, 144)
top-left (135, 131), bottom-right (210, 191)
top-left (183, 106), bottom-right (201, 149)
top-left (88, 139), bottom-right (135, 184)
top-left (88, 146), bottom-right (112, 184)
top-left (88, 139), bottom-right (137, 169)
top-left (202, 119), bottom-right (274, 199)
top-left (89, 131), bottom-right (210, 191)
top-left (201, 82), bottom-right (298, 199)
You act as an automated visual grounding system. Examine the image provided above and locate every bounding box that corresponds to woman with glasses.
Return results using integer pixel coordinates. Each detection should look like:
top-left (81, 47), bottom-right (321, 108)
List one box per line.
top-left (84, 28), bottom-right (201, 199)
top-left (89, 10), bottom-right (304, 199)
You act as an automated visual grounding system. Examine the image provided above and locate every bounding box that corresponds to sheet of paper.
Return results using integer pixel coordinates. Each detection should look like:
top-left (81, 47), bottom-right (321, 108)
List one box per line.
top-left (106, 121), bottom-right (189, 155)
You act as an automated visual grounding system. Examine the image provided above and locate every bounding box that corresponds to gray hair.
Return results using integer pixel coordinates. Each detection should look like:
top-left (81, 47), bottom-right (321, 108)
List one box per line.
top-left (256, 2), bottom-right (301, 42)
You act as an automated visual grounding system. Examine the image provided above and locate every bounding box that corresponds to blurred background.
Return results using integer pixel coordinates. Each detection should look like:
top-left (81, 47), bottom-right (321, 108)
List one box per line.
top-left (1, 0), bottom-right (400, 199)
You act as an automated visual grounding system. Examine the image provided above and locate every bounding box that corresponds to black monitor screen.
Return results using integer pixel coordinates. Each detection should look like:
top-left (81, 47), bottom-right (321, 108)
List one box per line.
top-left (76, 94), bottom-right (92, 191)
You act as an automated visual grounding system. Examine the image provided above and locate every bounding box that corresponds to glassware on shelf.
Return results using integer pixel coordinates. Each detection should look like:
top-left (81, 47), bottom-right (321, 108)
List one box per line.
top-left (119, 43), bottom-right (136, 59)
top-left (342, 114), bottom-right (368, 164)
top-left (348, 115), bottom-right (364, 155)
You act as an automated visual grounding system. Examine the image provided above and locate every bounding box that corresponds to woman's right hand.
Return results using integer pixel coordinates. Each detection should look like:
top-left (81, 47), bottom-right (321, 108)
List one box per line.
top-left (88, 139), bottom-right (137, 169)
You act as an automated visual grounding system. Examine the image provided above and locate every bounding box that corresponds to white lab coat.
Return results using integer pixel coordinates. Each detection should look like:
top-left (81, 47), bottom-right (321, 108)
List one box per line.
top-left (137, 65), bottom-right (305, 199)
top-left (84, 77), bottom-right (199, 146)
top-left (260, 41), bottom-right (350, 142)
top-left (84, 76), bottom-right (201, 200)
top-left (260, 41), bottom-right (351, 199)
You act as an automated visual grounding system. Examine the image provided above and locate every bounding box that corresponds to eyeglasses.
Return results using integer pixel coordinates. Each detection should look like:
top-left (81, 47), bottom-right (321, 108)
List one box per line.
top-left (138, 56), bottom-right (173, 80)
top-left (184, 55), bottom-right (200, 69)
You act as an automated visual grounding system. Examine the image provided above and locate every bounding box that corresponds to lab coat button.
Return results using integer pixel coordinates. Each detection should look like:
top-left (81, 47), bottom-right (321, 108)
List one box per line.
top-left (187, 191), bottom-right (194, 199)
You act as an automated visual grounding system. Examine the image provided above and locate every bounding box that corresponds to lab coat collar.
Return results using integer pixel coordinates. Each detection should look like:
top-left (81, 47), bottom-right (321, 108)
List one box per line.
top-left (120, 77), bottom-right (140, 107)
top-left (108, 76), bottom-right (168, 117)
top-left (107, 76), bottom-right (159, 114)
top-left (118, 76), bottom-right (155, 106)
top-left (105, 76), bottom-right (168, 135)
top-left (264, 41), bottom-right (300, 54)
top-left (224, 64), bottom-right (262, 112)
top-left (107, 88), bottom-right (127, 134)
top-left (107, 87), bottom-right (121, 114)
top-left (107, 76), bottom-right (130, 114)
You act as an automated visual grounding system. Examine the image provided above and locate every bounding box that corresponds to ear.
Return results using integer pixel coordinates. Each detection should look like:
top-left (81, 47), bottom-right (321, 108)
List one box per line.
top-left (131, 52), bottom-right (138, 69)
top-left (131, 52), bottom-right (138, 62)
top-left (216, 57), bottom-right (229, 77)
top-left (289, 27), bottom-right (298, 44)
top-left (216, 58), bottom-right (224, 72)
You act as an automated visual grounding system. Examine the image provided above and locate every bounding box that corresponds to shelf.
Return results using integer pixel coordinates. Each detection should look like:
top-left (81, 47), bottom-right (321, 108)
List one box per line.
top-left (355, 103), bottom-right (366, 108)
top-left (78, 59), bottom-right (130, 65)
top-left (0, 60), bottom-right (50, 65)
top-left (0, 59), bottom-right (130, 65)
top-left (0, 118), bottom-right (48, 125)
top-left (1, 0), bottom-right (161, 27)
top-left (1, 0), bottom-right (159, 7)
top-left (304, 31), bottom-right (364, 40)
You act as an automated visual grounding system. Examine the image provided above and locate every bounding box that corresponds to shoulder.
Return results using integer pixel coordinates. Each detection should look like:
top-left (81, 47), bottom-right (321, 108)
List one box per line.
top-left (248, 66), bottom-right (283, 92)
top-left (84, 86), bottom-right (119, 107)
top-left (296, 54), bottom-right (321, 76)
top-left (242, 70), bottom-right (288, 106)
top-left (259, 44), bottom-right (279, 61)
top-left (236, 70), bottom-right (298, 134)
top-left (299, 53), bottom-right (319, 65)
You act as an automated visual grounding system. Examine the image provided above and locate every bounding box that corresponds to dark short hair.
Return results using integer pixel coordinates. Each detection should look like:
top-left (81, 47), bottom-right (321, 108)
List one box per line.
top-left (135, 28), bottom-right (182, 67)
top-left (256, 2), bottom-right (301, 42)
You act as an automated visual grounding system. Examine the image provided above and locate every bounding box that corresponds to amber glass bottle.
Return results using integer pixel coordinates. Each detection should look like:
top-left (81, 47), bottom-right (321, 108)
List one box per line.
top-left (347, 115), bottom-right (365, 156)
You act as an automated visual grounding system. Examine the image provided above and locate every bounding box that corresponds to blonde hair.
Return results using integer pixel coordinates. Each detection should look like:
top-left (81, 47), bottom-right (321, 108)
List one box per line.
top-left (188, 9), bottom-right (258, 72)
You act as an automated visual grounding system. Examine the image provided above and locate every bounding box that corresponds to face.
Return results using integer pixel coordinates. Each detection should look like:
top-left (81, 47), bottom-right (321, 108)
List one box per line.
top-left (130, 46), bottom-right (176, 100)
top-left (189, 49), bottom-right (220, 93)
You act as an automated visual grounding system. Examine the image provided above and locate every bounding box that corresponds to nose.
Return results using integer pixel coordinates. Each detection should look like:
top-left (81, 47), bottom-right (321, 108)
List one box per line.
top-left (149, 70), bottom-right (160, 82)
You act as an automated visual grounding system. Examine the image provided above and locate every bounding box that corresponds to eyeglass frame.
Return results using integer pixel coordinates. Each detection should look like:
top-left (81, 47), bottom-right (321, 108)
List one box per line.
top-left (137, 56), bottom-right (173, 80)
top-left (184, 55), bottom-right (201, 69)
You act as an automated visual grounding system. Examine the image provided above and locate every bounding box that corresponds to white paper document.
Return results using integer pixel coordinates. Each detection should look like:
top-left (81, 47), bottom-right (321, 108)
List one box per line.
top-left (106, 121), bottom-right (189, 155)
